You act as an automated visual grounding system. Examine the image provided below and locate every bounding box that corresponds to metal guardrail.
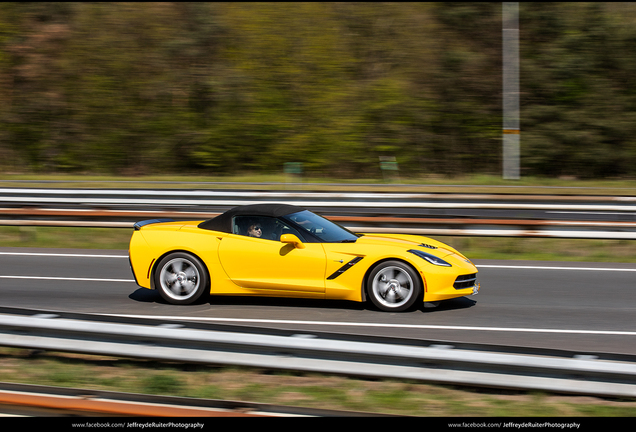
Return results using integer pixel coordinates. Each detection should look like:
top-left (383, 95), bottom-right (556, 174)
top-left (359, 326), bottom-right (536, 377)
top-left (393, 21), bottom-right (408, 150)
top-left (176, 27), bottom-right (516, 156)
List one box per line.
top-left (0, 311), bottom-right (635, 398)
top-left (3, 209), bottom-right (636, 239)
top-left (1, 187), bottom-right (636, 206)
top-left (1, 187), bottom-right (636, 238)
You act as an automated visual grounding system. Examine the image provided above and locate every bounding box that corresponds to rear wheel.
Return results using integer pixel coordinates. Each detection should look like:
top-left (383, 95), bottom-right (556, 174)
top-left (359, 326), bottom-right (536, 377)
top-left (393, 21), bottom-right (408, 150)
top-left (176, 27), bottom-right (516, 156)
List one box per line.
top-left (367, 260), bottom-right (421, 312)
top-left (154, 252), bottom-right (209, 305)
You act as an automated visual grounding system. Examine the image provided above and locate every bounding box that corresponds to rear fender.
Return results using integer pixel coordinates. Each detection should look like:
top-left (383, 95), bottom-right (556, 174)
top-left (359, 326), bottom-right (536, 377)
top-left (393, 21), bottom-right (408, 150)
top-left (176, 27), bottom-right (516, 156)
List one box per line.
top-left (134, 219), bottom-right (175, 230)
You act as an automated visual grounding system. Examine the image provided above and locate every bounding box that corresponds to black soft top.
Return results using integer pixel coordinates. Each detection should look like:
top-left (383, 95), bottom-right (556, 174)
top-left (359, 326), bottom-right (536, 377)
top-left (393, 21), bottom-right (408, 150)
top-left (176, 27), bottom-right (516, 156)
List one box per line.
top-left (198, 203), bottom-right (305, 233)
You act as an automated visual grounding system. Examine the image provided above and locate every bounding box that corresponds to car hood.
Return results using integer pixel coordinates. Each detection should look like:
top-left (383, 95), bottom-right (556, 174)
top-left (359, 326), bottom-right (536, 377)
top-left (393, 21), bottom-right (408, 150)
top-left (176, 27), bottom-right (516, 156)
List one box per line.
top-left (355, 233), bottom-right (461, 258)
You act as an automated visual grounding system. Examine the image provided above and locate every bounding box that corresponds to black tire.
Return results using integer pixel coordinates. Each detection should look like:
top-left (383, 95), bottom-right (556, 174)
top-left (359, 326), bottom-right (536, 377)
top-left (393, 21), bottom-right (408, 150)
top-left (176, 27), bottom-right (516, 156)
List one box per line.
top-left (367, 260), bottom-right (422, 312)
top-left (154, 252), bottom-right (209, 305)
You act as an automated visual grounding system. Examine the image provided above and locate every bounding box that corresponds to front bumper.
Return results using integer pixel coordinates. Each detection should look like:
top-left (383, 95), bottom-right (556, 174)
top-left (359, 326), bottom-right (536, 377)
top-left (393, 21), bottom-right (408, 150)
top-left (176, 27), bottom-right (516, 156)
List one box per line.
top-left (424, 280), bottom-right (480, 302)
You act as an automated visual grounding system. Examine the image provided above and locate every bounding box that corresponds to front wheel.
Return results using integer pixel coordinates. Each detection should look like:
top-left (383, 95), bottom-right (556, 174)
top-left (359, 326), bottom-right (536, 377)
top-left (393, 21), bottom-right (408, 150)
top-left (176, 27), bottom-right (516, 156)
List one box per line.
top-left (154, 252), bottom-right (209, 305)
top-left (367, 260), bottom-right (422, 312)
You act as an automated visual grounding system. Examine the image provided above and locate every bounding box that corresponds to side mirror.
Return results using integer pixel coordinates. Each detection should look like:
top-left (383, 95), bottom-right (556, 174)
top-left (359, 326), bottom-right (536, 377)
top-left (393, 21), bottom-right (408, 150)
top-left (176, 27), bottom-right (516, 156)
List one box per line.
top-left (280, 234), bottom-right (306, 249)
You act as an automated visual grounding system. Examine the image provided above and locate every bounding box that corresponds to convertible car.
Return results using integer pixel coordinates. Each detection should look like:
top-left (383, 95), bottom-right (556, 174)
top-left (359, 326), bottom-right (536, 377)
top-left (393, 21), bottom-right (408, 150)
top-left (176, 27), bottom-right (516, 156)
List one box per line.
top-left (129, 203), bottom-right (479, 311)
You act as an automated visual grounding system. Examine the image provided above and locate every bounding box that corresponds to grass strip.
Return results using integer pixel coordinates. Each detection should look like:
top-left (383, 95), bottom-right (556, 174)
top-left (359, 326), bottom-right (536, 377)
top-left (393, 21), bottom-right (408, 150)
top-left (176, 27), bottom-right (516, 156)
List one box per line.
top-left (2, 173), bottom-right (636, 195)
top-left (0, 347), bottom-right (634, 417)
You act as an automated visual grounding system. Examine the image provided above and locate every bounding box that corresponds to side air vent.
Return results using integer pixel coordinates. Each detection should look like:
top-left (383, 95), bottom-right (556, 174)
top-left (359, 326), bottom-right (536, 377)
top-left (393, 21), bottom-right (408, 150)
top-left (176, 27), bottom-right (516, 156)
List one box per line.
top-left (327, 256), bottom-right (364, 280)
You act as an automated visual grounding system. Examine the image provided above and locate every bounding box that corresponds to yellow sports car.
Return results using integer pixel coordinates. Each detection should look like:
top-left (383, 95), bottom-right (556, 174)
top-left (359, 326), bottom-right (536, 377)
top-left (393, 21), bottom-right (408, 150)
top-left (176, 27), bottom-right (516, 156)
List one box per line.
top-left (129, 204), bottom-right (479, 311)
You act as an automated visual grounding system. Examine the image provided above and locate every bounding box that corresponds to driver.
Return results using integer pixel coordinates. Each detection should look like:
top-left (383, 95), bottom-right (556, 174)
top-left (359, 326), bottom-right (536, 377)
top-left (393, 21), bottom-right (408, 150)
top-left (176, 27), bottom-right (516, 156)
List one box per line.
top-left (247, 222), bottom-right (263, 238)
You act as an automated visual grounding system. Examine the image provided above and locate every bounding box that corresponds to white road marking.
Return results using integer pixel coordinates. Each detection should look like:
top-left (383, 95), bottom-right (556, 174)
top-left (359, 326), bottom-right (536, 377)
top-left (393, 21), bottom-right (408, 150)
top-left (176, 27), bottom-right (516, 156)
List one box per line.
top-left (1, 252), bottom-right (636, 272)
top-left (103, 313), bottom-right (636, 336)
top-left (0, 276), bottom-right (134, 283)
top-left (0, 252), bottom-right (127, 258)
top-left (476, 264), bottom-right (636, 272)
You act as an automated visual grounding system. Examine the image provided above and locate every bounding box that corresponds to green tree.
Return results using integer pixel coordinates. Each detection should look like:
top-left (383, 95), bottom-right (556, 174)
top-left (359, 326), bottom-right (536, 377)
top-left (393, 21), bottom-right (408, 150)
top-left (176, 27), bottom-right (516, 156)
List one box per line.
top-left (1, 3), bottom-right (636, 179)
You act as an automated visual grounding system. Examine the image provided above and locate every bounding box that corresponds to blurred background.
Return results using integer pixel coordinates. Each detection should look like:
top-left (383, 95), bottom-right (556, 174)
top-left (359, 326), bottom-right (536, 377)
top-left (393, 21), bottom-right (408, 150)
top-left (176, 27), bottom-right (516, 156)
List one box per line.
top-left (1, 2), bottom-right (636, 180)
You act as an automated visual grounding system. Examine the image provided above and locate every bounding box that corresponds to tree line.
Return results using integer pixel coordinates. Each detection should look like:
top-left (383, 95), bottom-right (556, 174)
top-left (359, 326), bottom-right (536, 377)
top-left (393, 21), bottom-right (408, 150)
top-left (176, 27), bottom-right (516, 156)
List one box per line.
top-left (1, 2), bottom-right (636, 179)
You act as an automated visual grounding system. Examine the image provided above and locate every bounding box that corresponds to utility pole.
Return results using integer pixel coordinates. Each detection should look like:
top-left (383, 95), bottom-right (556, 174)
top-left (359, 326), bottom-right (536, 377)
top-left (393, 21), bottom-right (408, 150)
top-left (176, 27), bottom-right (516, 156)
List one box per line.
top-left (503, 2), bottom-right (520, 179)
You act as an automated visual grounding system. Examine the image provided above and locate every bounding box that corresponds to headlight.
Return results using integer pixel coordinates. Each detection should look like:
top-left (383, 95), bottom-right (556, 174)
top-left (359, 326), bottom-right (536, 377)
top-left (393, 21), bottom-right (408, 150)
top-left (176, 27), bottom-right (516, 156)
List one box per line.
top-left (408, 249), bottom-right (452, 267)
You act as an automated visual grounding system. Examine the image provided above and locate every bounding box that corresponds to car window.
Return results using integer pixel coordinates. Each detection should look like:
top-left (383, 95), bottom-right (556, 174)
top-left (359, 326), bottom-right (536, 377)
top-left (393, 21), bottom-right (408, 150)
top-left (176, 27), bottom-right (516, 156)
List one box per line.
top-left (282, 210), bottom-right (359, 243)
top-left (233, 216), bottom-right (305, 242)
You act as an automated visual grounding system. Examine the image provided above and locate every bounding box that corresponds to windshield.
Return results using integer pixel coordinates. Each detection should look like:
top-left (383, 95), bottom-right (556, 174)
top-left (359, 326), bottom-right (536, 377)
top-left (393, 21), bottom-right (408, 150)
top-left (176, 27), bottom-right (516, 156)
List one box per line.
top-left (282, 210), bottom-right (359, 243)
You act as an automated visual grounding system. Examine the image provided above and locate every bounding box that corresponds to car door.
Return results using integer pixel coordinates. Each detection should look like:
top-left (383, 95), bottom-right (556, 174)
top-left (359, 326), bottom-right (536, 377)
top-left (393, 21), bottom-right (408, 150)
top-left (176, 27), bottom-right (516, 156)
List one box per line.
top-left (217, 216), bottom-right (326, 293)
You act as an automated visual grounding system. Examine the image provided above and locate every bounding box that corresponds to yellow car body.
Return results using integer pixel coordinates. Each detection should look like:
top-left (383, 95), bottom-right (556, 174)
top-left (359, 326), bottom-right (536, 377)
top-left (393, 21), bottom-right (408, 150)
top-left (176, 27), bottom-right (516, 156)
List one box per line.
top-left (129, 204), bottom-right (479, 311)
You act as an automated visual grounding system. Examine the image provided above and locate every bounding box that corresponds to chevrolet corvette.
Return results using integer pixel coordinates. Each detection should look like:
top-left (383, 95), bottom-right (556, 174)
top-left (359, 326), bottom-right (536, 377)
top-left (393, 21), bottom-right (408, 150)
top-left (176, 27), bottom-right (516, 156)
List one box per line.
top-left (128, 203), bottom-right (479, 311)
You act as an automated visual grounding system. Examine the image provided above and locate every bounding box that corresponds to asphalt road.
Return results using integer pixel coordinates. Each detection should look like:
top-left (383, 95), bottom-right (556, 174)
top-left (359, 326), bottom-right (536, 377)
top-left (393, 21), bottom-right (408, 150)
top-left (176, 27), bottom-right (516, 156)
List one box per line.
top-left (1, 247), bottom-right (635, 356)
